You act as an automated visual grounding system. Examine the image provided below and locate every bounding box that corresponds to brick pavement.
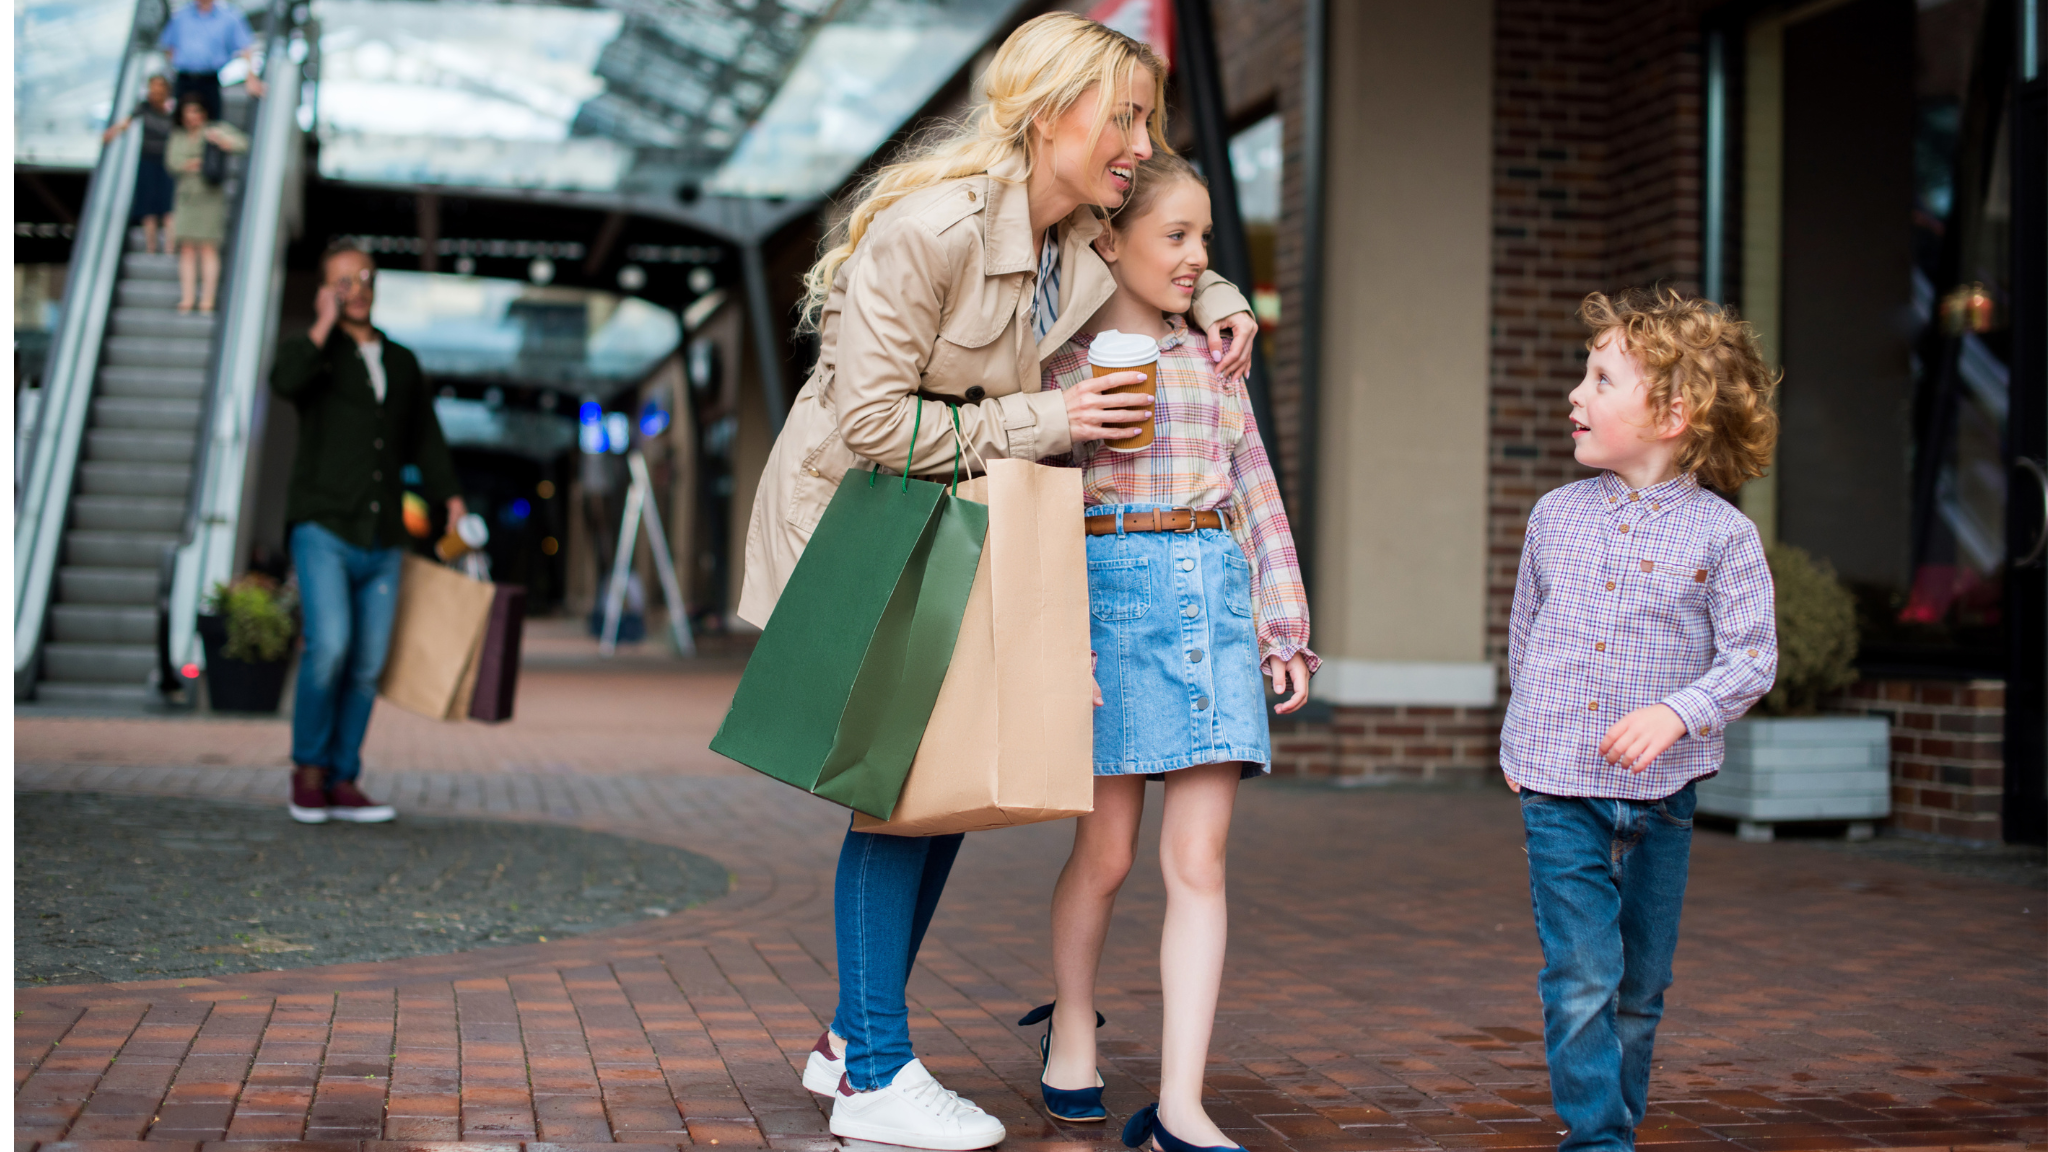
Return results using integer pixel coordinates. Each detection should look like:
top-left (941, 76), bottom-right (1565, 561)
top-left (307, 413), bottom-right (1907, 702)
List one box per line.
top-left (13, 662), bottom-right (2047, 1152)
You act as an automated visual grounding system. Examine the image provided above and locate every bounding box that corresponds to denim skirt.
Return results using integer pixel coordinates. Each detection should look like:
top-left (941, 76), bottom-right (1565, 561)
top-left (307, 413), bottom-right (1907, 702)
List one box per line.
top-left (1087, 505), bottom-right (1271, 778)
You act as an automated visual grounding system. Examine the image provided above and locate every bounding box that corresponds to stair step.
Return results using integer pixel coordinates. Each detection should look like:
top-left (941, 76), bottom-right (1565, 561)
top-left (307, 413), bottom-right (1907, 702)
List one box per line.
top-left (91, 396), bottom-right (203, 431)
top-left (78, 461), bottom-right (192, 498)
top-left (33, 681), bottom-right (160, 709)
top-left (97, 365), bottom-right (207, 400)
top-left (85, 428), bottom-right (198, 465)
top-left (41, 642), bottom-right (156, 684)
top-left (116, 280), bottom-right (184, 309)
top-left (51, 604), bottom-right (158, 644)
top-left (120, 252), bottom-right (181, 280)
top-left (103, 335), bottom-right (212, 370)
top-left (64, 531), bottom-right (178, 569)
top-left (108, 307), bottom-right (217, 340)
top-left (71, 495), bottom-right (186, 533)
top-left (55, 566), bottom-right (159, 606)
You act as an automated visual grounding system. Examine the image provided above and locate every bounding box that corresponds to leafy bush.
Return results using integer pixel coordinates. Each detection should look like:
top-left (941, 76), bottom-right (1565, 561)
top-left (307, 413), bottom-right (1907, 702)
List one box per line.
top-left (205, 574), bottom-right (298, 663)
top-left (1757, 544), bottom-right (1857, 716)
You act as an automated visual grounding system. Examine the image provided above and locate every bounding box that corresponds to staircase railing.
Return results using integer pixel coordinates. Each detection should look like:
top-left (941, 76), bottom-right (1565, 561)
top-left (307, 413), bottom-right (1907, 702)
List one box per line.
top-left (164, 7), bottom-right (304, 682)
top-left (13, 0), bottom-right (165, 697)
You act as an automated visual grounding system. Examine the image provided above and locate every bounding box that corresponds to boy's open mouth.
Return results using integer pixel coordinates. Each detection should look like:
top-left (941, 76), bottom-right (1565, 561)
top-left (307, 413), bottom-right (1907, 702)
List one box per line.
top-left (1571, 420), bottom-right (1590, 437)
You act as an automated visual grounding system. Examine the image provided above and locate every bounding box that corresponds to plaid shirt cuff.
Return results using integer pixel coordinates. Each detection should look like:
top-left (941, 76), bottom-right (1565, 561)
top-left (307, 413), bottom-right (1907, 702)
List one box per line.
top-left (1660, 686), bottom-right (1723, 740)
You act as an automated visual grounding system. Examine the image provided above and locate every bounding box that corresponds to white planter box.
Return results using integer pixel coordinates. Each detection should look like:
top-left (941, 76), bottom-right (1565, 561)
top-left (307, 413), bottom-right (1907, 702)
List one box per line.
top-left (1694, 716), bottom-right (1891, 840)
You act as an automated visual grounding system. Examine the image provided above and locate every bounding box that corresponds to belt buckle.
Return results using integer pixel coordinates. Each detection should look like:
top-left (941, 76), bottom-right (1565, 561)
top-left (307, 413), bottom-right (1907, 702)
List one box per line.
top-left (1171, 509), bottom-right (1198, 533)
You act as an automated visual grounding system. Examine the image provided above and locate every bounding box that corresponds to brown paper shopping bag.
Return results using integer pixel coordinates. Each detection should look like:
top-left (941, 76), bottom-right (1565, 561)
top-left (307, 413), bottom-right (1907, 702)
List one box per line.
top-left (379, 554), bottom-right (497, 720)
top-left (854, 458), bottom-right (1094, 836)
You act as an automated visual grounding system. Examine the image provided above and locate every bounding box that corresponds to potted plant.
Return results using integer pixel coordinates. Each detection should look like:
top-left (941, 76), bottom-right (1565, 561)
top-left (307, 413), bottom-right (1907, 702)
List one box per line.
top-left (1694, 544), bottom-right (1890, 842)
top-left (196, 574), bottom-right (299, 713)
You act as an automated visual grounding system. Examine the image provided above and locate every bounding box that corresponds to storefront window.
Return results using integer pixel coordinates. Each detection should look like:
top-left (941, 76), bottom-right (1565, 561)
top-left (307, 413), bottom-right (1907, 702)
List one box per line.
top-left (1229, 112), bottom-right (1282, 332)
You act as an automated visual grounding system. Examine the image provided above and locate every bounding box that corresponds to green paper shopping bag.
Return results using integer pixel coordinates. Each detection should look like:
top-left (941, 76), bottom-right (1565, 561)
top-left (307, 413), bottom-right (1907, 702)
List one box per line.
top-left (711, 404), bottom-right (988, 818)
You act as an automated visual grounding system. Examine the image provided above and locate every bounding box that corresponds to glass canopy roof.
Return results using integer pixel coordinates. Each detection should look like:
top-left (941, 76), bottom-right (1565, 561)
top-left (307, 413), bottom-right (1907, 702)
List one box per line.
top-left (312, 0), bottom-right (1027, 201)
top-left (14, 0), bottom-right (137, 168)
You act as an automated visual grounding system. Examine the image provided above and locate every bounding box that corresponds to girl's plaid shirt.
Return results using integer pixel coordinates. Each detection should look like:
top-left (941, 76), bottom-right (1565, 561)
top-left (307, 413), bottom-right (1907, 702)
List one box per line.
top-left (1503, 471), bottom-right (1778, 800)
top-left (1042, 320), bottom-right (1317, 672)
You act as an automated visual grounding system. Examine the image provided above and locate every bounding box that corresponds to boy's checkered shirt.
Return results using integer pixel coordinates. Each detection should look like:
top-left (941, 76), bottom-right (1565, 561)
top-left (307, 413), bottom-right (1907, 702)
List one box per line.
top-left (1043, 320), bottom-right (1316, 671)
top-left (1502, 471), bottom-right (1778, 800)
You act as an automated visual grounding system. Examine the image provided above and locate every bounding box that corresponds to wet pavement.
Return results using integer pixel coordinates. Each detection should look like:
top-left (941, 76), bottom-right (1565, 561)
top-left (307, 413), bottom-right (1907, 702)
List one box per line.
top-left (16, 792), bottom-right (728, 986)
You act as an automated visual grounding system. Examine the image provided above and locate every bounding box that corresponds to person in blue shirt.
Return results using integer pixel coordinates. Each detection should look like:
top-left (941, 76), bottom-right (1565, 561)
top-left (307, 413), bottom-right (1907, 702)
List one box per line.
top-left (157, 0), bottom-right (266, 120)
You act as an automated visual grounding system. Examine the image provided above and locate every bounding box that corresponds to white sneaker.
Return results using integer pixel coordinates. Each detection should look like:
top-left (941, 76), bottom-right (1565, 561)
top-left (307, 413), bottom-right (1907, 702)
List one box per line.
top-left (829, 1058), bottom-right (1006, 1150)
top-left (803, 1029), bottom-right (845, 1095)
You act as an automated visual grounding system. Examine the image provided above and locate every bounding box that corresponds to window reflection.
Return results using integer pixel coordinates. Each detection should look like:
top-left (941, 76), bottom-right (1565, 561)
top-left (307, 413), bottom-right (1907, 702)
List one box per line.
top-left (15, 0), bottom-right (136, 168)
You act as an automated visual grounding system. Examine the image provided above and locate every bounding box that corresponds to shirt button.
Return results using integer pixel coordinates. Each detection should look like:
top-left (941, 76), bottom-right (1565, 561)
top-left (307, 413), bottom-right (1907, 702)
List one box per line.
top-left (1618, 524), bottom-right (1630, 534)
top-left (1651, 502), bottom-right (1660, 510)
top-left (1588, 701), bottom-right (1599, 711)
top-left (1195, 696), bottom-right (1211, 711)
top-left (1747, 648), bottom-right (1759, 657)
top-left (1182, 603), bottom-right (1200, 619)
top-left (1187, 649), bottom-right (1204, 663)
top-left (1595, 642), bottom-right (1606, 652)
top-left (1628, 492), bottom-right (1640, 502)
top-left (1606, 581), bottom-right (1617, 591)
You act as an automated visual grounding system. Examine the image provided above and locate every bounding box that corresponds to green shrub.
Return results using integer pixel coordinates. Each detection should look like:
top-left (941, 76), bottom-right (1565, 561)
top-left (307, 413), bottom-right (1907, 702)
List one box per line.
top-left (205, 575), bottom-right (298, 663)
top-left (1757, 544), bottom-right (1857, 716)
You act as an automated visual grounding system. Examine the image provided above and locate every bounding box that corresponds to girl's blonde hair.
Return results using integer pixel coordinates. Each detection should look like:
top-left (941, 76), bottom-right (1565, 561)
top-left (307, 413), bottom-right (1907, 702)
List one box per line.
top-left (1579, 288), bottom-right (1781, 491)
top-left (798, 12), bottom-right (1168, 330)
top-left (1105, 152), bottom-right (1207, 232)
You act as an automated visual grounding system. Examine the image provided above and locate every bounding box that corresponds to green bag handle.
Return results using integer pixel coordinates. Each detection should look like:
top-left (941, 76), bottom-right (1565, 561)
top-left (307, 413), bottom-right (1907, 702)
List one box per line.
top-left (864, 398), bottom-right (964, 495)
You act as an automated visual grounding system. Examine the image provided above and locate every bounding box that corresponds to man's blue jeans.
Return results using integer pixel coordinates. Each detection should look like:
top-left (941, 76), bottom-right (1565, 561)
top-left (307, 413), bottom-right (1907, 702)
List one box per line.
top-left (1520, 782), bottom-right (1696, 1152)
top-left (289, 522), bottom-right (403, 783)
top-left (831, 824), bottom-right (965, 1091)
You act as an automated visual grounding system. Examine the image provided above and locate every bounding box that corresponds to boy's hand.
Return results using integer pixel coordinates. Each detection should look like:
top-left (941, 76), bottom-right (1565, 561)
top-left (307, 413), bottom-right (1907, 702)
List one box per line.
top-left (1264, 653), bottom-right (1311, 714)
top-left (1599, 704), bottom-right (1689, 774)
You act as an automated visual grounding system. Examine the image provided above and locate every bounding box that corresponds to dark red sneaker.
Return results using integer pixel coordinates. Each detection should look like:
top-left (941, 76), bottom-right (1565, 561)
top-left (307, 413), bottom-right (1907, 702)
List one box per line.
top-left (326, 780), bottom-right (395, 823)
top-left (289, 766), bottom-right (329, 824)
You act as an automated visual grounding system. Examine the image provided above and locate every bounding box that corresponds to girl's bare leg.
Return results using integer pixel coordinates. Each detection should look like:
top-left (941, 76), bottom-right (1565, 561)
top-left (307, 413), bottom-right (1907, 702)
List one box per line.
top-left (1154, 762), bottom-right (1241, 1148)
top-left (141, 216), bottom-right (159, 254)
top-left (198, 243), bottom-right (221, 311)
top-left (1044, 774), bottom-right (1146, 1089)
top-left (177, 243), bottom-right (198, 311)
top-left (162, 214), bottom-right (175, 251)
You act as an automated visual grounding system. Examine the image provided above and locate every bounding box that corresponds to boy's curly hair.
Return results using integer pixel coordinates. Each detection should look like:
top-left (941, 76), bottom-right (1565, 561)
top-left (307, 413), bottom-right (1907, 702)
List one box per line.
top-left (1580, 288), bottom-right (1780, 491)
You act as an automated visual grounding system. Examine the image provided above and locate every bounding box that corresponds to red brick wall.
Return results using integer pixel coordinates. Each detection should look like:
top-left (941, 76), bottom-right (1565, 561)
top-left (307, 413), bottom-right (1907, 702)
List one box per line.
top-left (1829, 679), bottom-right (2007, 844)
top-left (1271, 706), bottom-right (1501, 783)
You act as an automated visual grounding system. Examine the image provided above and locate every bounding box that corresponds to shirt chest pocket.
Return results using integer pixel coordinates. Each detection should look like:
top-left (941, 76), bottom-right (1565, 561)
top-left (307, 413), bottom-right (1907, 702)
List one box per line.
top-left (1632, 551), bottom-right (1712, 625)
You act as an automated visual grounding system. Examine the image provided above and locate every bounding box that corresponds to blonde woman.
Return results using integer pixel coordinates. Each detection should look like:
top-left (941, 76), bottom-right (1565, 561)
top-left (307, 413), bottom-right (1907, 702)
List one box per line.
top-left (739, 13), bottom-right (1257, 1151)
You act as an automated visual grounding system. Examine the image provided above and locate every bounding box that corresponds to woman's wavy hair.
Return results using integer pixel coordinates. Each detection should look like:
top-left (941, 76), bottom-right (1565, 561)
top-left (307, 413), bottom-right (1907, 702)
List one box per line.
top-left (798, 12), bottom-right (1168, 331)
top-left (1580, 288), bottom-right (1780, 491)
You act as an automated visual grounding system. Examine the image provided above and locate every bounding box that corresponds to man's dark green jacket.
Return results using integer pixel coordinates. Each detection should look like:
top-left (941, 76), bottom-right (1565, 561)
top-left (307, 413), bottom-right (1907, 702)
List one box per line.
top-left (270, 330), bottom-right (458, 549)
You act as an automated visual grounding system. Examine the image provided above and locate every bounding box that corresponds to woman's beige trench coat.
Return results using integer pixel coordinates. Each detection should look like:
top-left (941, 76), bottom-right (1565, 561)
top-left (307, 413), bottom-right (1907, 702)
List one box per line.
top-left (737, 152), bottom-right (1251, 627)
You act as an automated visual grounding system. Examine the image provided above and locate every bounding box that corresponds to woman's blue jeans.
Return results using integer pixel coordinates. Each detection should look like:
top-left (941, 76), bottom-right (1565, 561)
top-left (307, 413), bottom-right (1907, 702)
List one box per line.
top-left (831, 824), bottom-right (965, 1090)
top-left (1520, 782), bottom-right (1696, 1152)
top-left (289, 522), bottom-right (404, 783)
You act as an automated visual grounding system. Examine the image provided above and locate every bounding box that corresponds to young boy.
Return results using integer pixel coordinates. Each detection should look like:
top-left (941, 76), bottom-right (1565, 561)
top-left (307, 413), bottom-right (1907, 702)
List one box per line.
top-left (1503, 289), bottom-right (1780, 1152)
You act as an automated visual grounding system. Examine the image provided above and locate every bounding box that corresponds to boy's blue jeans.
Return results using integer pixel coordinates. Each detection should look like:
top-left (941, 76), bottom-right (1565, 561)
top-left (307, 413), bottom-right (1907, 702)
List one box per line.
top-left (831, 824), bottom-right (965, 1090)
top-left (289, 522), bottom-right (404, 783)
top-left (1519, 781), bottom-right (1696, 1152)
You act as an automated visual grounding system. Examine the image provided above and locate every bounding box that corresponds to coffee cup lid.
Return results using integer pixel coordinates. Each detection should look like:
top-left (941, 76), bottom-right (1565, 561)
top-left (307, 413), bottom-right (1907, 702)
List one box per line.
top-left (1087, 330), bottom-right (1160, 368)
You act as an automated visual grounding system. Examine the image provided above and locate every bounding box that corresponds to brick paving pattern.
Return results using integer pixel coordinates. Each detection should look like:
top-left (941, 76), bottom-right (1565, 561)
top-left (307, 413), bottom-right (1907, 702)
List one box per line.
top-left (15, 747), bottom-right (2045, 1152)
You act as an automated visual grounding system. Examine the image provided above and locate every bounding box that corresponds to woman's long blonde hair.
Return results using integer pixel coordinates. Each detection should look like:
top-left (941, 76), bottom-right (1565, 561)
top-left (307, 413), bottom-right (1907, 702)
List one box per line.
top-left (799, 12), bottom-right (1167, 330)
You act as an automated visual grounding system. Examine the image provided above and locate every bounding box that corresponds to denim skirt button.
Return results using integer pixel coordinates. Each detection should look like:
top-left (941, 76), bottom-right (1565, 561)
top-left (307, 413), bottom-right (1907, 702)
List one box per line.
top-left (1195, 696), bottom-right (1211, 711)
top-left (1182, 603), bottom-right (1200, 618)
top-left (1179, 558), bottom-right (1195, 571)
top-left (1187, 648), bottom-right (1204, 663)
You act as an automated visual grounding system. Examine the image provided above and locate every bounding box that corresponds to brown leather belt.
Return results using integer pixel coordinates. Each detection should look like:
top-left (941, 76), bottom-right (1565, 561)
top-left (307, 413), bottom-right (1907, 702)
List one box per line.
top-left (1084, 508), bottom-right (1228, 535)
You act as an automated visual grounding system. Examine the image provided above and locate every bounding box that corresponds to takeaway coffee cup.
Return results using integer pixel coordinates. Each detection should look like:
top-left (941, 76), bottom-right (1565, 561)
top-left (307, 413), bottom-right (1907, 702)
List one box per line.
top-left (1088, 330), bottom-right (1160, 452)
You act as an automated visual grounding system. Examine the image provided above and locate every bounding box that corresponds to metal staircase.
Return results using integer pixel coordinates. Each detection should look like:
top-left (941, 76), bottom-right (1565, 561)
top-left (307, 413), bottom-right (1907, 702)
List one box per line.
top-left (38, 241), bottom-right (213, 706)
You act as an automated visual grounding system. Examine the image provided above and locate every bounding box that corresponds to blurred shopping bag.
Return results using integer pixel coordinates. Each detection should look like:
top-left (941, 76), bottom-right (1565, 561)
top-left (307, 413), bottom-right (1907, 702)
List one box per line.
top-left (467, 584), bottom-right (527, 723)
top-left (712, 408), bottom-right (988, 819)
top-left (379, 554), bottom-right (497, 720)
top-left (855, 458), bottom-right (1093, 836)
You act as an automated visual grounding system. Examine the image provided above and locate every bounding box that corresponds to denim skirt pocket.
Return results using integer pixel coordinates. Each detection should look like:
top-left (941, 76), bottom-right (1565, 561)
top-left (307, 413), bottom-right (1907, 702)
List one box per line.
top-left (1088, 557), bottom-right (1151, 622)
top-left (1223, 551), bottom-right (1254, 616)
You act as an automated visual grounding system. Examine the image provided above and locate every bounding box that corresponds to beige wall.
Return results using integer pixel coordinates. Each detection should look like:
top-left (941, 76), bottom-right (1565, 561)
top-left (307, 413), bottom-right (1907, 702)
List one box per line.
top-left (1313, 0), bottom-right (1494, 703)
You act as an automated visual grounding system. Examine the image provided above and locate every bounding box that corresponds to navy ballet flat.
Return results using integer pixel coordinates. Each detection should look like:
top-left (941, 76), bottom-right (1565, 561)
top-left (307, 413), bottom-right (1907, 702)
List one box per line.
top-left (1017, 1002), bottom-right (1108, 1122)
top-left (1121, 1102), bottom-right (1247, 1152)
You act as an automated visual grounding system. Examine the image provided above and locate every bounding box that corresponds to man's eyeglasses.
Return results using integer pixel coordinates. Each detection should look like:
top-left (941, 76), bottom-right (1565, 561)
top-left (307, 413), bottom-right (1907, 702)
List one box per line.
top-left (330, 269), bottom-right (376, 293)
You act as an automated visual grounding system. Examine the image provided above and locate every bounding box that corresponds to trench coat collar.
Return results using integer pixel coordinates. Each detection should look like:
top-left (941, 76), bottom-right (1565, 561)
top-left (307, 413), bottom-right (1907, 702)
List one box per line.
top-left (983, 151), bottom-right (1117, 358)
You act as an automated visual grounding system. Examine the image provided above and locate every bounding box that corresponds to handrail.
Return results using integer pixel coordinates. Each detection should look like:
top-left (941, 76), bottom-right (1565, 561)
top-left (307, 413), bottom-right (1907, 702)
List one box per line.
top-left (166, 11), bottom-right (303, 677)
top-left (13, 3), bottom-right (160, 692)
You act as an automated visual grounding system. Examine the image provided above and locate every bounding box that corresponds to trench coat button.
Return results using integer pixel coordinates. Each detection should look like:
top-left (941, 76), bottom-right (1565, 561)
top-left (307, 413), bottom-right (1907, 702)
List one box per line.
top-left (806, 467), bottom-right (822, 477)
top-left (1195, 696), bottom-right (1211, 711)
top-left (1187, 648), bottom-right (1204, 663)
top-left (1182, 603), bottom-right (1200, 618)
top-left (964, 385), bottom-right (987, 402)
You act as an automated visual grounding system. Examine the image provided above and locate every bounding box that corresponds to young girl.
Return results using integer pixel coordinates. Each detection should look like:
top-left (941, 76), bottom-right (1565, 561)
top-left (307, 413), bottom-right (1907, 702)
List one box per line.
top-left (1026, 153), bottom-right (1316, 1152)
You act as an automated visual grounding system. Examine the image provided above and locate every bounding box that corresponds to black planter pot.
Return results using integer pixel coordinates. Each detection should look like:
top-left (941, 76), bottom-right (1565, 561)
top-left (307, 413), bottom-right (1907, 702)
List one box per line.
top-left (196, 614), bottom-right (293, 713)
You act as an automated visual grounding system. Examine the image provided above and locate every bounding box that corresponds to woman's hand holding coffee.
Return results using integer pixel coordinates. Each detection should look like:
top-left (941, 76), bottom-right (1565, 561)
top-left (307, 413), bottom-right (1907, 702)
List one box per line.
top-left (1063, 371), bottom-right (1154, 443)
